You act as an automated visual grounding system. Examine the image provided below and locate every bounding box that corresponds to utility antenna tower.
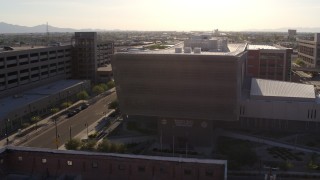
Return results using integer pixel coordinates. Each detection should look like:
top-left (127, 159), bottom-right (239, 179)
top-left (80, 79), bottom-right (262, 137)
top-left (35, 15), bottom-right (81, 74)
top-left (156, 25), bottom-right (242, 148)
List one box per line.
top-left (46, 22), bottom-right (49, 46)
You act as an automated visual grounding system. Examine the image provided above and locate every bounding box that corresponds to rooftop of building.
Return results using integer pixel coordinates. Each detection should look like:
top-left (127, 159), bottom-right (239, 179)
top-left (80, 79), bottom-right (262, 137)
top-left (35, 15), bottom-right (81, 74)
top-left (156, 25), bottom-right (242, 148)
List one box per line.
top-left (250, 78), bottom-right (315, 101)
top-left (0, 146), bottom-right (228, 165)
top-left (116, 42), bottom-right (247, 56)
top-left (97, 65), bottom-right (112, 72)
top-left (0, 45), bottom-right (72, 53)
top-left (0, 79), bottom-right (88, 119)
top-left (248, 45), bottom-right (279, 50)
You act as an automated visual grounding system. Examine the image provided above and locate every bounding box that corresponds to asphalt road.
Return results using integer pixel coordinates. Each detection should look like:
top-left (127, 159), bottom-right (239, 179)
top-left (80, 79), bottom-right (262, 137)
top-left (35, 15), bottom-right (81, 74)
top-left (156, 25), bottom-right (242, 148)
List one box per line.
top-left (22, 92), bottom-right (117, 149)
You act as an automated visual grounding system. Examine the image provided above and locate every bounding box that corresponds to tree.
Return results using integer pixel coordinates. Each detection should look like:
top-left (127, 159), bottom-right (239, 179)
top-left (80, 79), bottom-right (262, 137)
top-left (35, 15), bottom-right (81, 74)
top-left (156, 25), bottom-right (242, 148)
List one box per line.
top-left (295, 58), bottom-right (305, 66)
top-left (31, 116), bottom-right (40, 130)
top-left (80, 140), bottom-right (97, 151)
top-left (77, 90), bottom-right (89, 101)
top-left (50, 108), bottom-right (59, 114)
top-left (65, 138), bottom-right (82, 150)
top-left (97, 139), bottom-right (111, 152)
top-left (92, 85), bottom-right (104, 95)
top-left (99, 83), bottom-right (108, 91)
top-left (61, 101), bottom-right (72, 109)
top-left (108, 100), bottom-right (119, 109)
top-left (107, 80), bottom-right (115, 89)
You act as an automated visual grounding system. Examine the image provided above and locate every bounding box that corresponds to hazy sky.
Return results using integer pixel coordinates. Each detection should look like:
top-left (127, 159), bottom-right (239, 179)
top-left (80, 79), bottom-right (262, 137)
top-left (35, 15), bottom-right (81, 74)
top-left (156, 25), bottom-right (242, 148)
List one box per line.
top-left (1, 0), bottom-right (320, 31)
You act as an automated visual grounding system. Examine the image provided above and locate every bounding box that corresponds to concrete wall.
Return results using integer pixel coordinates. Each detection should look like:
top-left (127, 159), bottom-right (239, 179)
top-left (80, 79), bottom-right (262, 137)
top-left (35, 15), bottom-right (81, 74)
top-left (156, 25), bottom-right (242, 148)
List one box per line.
top-left (112, 53), bottom-right (245, 122)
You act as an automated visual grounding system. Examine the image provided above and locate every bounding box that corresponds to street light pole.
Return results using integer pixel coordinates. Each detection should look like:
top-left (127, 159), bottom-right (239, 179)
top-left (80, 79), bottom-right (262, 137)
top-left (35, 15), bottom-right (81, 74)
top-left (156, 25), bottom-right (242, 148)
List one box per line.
top-left (85, 122), bottom-right (88, 139)
top-left (6, 118), bottom-right (9, 145)
top-left (55, 119), bottom-right (58, 149)
top-left (69, 126), bottom-right (72, 141)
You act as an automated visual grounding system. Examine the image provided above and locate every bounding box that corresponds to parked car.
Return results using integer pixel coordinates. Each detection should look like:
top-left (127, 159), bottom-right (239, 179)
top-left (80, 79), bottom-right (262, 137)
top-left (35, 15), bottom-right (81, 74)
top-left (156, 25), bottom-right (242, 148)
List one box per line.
top-left (80, 103), bottom-right (89, 110)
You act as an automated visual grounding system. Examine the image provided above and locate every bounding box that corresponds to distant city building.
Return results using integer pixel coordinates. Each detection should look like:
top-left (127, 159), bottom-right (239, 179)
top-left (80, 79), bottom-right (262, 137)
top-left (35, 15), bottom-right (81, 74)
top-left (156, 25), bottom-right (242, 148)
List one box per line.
top-left (288, 29), bottom-right (297, 38)
top-left (184, 34), bottom-right (228, 52)
top-left (72, 32), bottom-right (114, 83)
top-left (297, 33), bottom-right (320, 68)
top-left (247, 45), bottom-right (293, 81)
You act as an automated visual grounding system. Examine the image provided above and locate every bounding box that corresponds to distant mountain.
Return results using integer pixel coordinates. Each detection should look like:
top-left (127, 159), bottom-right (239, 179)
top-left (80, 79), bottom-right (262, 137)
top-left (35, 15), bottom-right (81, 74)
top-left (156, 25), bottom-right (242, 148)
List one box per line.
top-left (0, 22), bottom-right (108, 33)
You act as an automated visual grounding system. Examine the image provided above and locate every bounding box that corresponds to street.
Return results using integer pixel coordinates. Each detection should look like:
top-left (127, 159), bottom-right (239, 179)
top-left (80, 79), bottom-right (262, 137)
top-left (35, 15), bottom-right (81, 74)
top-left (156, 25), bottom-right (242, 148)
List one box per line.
top-left (21, 92), bottom-right (117, 149)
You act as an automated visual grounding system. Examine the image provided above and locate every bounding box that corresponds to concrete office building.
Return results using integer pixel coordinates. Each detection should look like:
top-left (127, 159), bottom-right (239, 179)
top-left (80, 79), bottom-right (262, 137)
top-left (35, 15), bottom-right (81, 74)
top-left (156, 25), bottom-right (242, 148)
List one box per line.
top-left (184, 35), bottom-right (228, 52)
top-left (112, 42), bottom-right (247, 147)
top-left (247, 45), bottom-right (293, 81)
top-left (297, 33), bottom-right (320, 68)
top-left (288, 29), bottom-right (297, 39)
top-left (239, 78), bottom-right (320, 131)
top-left (0, 45), bottom-right (72, 99)
top-left (0, 32), bottom-right (114, 135)
top-left (72, 32), bottom-right (114, 83)
top-left (0, 146), bottom-right (227, 180)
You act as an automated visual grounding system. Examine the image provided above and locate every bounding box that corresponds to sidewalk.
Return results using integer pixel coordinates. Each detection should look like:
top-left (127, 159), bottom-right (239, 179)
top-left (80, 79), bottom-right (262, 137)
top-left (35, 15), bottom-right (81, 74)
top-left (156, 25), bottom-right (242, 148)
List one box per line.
top-left (0, 100), bottom-right (86, 148)
top-left (58, 110), bottom-right (116, 150)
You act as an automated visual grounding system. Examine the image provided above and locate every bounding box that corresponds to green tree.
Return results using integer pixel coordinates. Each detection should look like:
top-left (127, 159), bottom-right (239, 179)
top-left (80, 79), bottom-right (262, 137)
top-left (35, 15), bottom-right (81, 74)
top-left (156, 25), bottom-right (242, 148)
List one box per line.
top-left (97, 139), bottom-right (111, 152)
top-left (80, 140), bottom-right (97, 151)
top-left (50, 108), bottom-right (59, 114)
top-left (77, 90), bottom-right (89, 100)
top-left (108, 100), bottom-right (119, 109)
top-left (31, 116), bottom-right (41, 129)
top-left (295, 58), bottom-right (305, 66)
top-left (65, 138), bottom-right (82, 150)
top-left (99, 83), bottom-right (108, 91)
top-left (61, 101), bottom-right (72, 109)
top-left (107, 80), bottom-right (115, 89)
top-left (92, 85), bottom-right (104, 95)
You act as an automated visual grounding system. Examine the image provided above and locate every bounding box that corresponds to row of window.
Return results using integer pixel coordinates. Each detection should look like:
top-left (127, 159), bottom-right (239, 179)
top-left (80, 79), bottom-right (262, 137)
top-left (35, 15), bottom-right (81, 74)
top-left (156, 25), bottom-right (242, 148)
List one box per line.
top-left (0, 157), bottom-right (215, 177)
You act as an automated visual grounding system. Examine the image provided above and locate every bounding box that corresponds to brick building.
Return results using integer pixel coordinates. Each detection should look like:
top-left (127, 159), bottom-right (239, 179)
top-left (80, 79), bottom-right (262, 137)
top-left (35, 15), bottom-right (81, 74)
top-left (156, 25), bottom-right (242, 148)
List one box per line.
top-left (247, 45), bottom-right (293, 81)
top-left (0, 146), bottom-right (227, 180)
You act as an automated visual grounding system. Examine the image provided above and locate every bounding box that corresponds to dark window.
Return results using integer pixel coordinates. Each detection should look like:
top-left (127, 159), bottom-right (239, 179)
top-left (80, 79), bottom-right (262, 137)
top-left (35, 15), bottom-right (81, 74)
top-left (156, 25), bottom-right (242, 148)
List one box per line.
top-left (205, 170), bottom-right (214, 177)
top-left (92, 162), bottom-right (98, 168)
top-left (138, 166), bottom-right (145, 172)
top-left (118, 164), bottom-right (125, 170)
top-left (184, 169), bottom-right (192, 175)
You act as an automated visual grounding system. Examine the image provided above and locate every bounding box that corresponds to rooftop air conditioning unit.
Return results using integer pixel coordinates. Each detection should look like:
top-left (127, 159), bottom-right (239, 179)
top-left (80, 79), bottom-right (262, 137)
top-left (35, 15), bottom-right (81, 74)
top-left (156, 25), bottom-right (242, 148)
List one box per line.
top-left (175, 48), bottom-right (182, 53)
top-left (184, 47), bottom-right (192, 53)
top-left (194, 47), bottom-right (201, 54)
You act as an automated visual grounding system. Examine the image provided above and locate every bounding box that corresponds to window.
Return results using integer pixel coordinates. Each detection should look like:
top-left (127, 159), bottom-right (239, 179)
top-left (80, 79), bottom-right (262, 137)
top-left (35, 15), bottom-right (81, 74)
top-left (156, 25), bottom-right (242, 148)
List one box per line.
top-left (138, 166), bottom-right (145, 172)
top-left (0, 159), bottom-right (3, 164)
top-left (184, 169), bottom-right (192, 175)
top-left (159, 167), bottom-right (166, 174)
top-left (67, 161), bottom-right (73, 166)
top-left (205, 169), bottom-right (214, 177)
top-left (42, 159), bottom-right (47, 164)
top-left (118, 164), bottom-right (125, 170)
top-left (92, 162), bottom-right (98, 168)
top-left (18, 156), bottom-right (23, 161)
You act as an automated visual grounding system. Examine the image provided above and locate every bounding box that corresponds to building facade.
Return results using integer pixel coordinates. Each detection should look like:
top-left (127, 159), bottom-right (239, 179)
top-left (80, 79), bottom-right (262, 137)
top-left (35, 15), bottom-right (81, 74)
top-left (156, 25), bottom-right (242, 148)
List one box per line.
top-left (247, 45), bottom-right (293, 81)
top-left (0, 45), bottom-right (72, 99)
top-left (72, 32), bottom-right (114, 83)
top-left (0, 146), bottom-right (227, 180)
top-left (297, 33), bottom-right (320, 68)
top-left (112, 43), bottom-right (247, 146)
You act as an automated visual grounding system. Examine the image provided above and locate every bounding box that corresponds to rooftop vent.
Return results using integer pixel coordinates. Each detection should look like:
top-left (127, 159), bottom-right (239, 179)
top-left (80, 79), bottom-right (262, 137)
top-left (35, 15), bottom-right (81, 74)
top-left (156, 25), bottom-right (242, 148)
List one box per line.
top-left (194, 47), bottom-right (201, 54)
top-left (184, 47), bottom-right (192, 53)
top-left (175, 48), bottom-right (182, 53)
